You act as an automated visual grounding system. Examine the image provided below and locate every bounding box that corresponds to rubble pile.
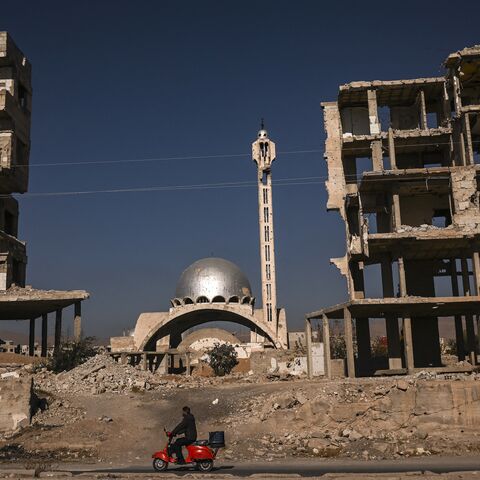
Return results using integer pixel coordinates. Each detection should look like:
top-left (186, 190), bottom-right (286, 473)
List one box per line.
top-left (219, 375), bottom-right (480, 461)
top-left (32, 354), bottom-right (272, 395)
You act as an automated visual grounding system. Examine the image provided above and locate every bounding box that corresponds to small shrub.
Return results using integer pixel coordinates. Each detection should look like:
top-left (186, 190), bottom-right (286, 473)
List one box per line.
top-left (207, 343), bottom-right (238, 376)
top-left (330, 335), bottom-right (346, 359)
top-left (371, 336), bottom-right (388, 358)
top-left (48, 336), bottom-right (96, 373)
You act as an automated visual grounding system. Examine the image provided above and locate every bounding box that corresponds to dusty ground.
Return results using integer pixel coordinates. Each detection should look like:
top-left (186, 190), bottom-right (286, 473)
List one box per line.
top-left (2, 355), bottom-right (480, 468)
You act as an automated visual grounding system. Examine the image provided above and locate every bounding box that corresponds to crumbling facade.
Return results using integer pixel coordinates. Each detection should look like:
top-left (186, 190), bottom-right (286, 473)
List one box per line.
top-left (307, 46), bottom-right (480, 377)
top-left (0, 32), bottom-right (88, 355)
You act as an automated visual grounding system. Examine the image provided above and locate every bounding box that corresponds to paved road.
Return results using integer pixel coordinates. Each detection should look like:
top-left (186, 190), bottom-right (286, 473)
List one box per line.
top-left (70, 456), bottom-right (480, 477)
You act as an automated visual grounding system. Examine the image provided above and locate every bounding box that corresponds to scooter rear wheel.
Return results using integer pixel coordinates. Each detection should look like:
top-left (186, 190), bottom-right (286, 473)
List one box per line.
top-left (153, 458), bottom-right (168, 471)
top-left (197, 460), bottom-right (213, 472)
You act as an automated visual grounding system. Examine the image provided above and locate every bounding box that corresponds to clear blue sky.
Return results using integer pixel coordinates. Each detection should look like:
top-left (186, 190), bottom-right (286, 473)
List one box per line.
top-left (2, 0), bottom-right (479, 338)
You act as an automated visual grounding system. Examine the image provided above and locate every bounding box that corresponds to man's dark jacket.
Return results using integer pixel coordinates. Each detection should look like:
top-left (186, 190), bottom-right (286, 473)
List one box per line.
top-left (171, 413), bottom-right (197, 441)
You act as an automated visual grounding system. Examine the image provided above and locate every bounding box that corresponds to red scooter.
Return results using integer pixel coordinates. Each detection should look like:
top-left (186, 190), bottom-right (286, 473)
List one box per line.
top-left (152, 429), bottom-right (222, 472)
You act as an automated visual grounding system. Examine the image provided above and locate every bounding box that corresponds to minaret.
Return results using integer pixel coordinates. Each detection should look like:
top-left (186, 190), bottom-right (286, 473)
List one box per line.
top-left (252, 122), bottom-right (278, 331)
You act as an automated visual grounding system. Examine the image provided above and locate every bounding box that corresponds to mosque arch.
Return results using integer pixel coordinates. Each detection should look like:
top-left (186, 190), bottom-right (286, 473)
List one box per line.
top-left (171, 298), bottom-right (182, 307)
top-left (139, 304), bottom-right (279, 351)
top-left (241, 296), bottom-right (251, 305)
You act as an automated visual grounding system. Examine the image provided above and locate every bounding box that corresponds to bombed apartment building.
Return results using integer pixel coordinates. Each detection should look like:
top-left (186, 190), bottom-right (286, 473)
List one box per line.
top-left (306, 45), bottom-right (480, 378)
top-left (0, 32), bottom-right (88, 355)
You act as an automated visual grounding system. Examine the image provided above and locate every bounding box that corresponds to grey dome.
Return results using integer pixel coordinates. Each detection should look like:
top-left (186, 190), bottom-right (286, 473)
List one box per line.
top-left (174, 258), bottom-right (252, 303)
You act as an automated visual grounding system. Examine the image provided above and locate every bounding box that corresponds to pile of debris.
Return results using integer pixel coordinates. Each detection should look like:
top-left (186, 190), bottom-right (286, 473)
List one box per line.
top-left (32, 354), bottom-right (274, 395)
top-left (218, 375), bottom-right (480, 461)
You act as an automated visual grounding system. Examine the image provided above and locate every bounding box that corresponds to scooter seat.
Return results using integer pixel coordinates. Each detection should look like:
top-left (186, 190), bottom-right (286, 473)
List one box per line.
top-left (191, 440), bottom-right (209, 446)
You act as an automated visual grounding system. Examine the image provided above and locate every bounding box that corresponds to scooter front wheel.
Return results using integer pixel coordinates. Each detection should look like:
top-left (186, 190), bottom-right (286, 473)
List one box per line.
top-left (153, 458), bottom-right (168, 471)
top-left (197, 460), bottom-right (213, 472)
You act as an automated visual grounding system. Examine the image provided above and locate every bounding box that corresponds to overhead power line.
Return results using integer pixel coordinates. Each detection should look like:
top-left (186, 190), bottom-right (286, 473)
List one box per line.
top-left (4, 176), bottom-right (325, 198)
top-left (2, 169), bottom-right (467, 198)
top-left (16, 138), bottom-right (480, 169)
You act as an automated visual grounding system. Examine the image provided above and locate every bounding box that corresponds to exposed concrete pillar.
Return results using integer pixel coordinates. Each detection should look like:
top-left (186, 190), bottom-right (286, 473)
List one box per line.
top-left (344, 308), bottom-right (355, 378)
top-left (463, 113), bottom-right (474, 165)
top-left (442, 82), bottom-right (451, 126)
top-left (142, 353), bottom-right (147, 371)
top-left (381, 258), bottom-right (402, 368)
top-left (367, 89), bottom-right (382, 171)
top-left (120, 352), bottom-right (127, 365)
top-left (371, 141), bottom-right (383, 171)
top-left (461, 257), bottom-right (477, 365)
top-left (461, 257), bottom-right (471, 295)
top-left (398, 256), bottom-right (414, 372)
top-left (185, 352), bottom-right (191, 377)
top-left (355, 318), bottom-right (371, 376)
top-left (41, 314), bottom-right (48, 358)
top-left (450, 258), bottom-right (465, 361)
top-left (305, 318), bottom-right (313, 379)
top-left (54, 309), bottom-right (62, 355)
top-left (74, 301), bottom-right (82, 341)
top-left (322, 315), bottom-right (331, 379)
top-left (392, 193), bottom-right (402, 230)
top-left (418, 90), bottom-right (427, 130)
top-left (398, 256), bottom-right (407, 297)
top-left (367, 89), bottom-right (380, 134)
top-left (388, 128), bottom-right (397, 169)
top-left (158, 353), bottom-right (169, 375)
top-left (472, 251), bottom-right (480, 296)
top-left (452, 74), bottom-right (463, 117)
top-left (403, 317), bottom-right (415, 374)
top-left (29, 318), bottom-right (35, 357)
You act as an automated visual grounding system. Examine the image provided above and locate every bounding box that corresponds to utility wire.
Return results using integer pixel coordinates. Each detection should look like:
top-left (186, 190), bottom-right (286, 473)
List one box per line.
top-left (12, 138), bottom-right (480, 169)
top-left (2, 169), bottom-right (464, 198)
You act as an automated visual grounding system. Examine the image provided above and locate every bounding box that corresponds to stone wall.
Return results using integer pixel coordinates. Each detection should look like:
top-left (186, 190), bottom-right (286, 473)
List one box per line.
top-left (0, 374), bottom-right (32, 432)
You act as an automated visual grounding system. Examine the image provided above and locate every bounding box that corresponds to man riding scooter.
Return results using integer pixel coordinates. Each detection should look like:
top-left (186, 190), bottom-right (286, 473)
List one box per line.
top-left (168, 406), bottom-right (197, 464)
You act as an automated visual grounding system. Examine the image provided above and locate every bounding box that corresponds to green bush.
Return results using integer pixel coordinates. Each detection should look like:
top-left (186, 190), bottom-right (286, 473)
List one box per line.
top-left (49, 336), bottom-right (96, 373)
top-left (207, 343), bottom-right (238, 376)
top-left (330, 335), bottom-right (347, 359)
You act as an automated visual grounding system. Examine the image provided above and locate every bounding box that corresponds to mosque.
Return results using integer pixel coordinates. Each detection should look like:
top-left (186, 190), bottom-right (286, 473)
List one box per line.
top-left (110, 127), bottom-right (289, 361)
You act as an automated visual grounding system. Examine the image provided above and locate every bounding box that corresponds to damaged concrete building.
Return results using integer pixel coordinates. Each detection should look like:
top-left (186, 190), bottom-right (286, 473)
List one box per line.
top-left (0, 32), bottom-right (88, 355)
top-left (306, 46), bottom-right (480, 378)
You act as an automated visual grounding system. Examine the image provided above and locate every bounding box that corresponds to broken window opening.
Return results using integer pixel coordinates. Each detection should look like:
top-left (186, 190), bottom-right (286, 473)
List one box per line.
top-left (363, 263), bottom-right (383, 298)
top-left (434, 274), bottom-right (453, 297)
top-left (365, 213), bottom-right (377, 234)
top-left (260, 141), bottom-right (269, 158)
top-left (426, 112), bottom-right (439, 129)
top-left (267, 303), bottom-right (273, 322)
top-left (263, 188), bottom-right (269, 204)
top-left (377, 106), bottom-right (391, 132)
top-left (432, 209), bottom-right (452, 228)
top-left (343, 155), bottom-right (373, 184)
top-left (399, 193), bottom-right (451, 228)
top-left (340, 106), bottom-right (370, 136)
